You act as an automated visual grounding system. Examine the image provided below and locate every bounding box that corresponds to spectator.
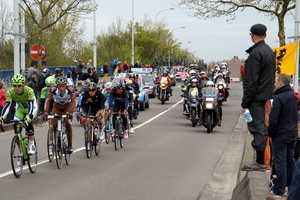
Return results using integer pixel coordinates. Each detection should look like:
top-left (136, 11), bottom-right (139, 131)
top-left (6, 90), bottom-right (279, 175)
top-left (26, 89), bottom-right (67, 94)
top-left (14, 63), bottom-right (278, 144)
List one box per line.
top-left (103, 62), bottom-right (109, 82)
top-left (268, 74), bottom-right (298, 198)
top-left (26, 64), bottom-right (35, 81)
top-left (287, 158), bottom-right (300, 200)
top-left (109, 59), bottom-right (114, 76)
top-left (71, 65), bottom-right (77, 89)
top-left (117, 61), bottom-right (124, 73)
top-left (123, 61), bottom-right (130, 72)
top-left (134, 61), bottom-right (140, 68)
top-left (79, 67), bottom-right (99, 84)
top-left (113, 58), bottom-right (118, 73)
top-left (37, 68), bottom-right (50, 93)
top-left (86, 59), bottom-right (93, 69)
top-left (27, 74), bottom-right (38, 98)
top-left (76, 59), bottom-right (84, 79)
top-left (240, 65), bottom-right (245, 82)
top-left (66, 70), bottom-right (74, 87)
top-left (240, 23), bottom-right (276, 172)
top-left (54, 68), bottom-right (63, 78)
top-left (0, 82), bottom-right (6, 114)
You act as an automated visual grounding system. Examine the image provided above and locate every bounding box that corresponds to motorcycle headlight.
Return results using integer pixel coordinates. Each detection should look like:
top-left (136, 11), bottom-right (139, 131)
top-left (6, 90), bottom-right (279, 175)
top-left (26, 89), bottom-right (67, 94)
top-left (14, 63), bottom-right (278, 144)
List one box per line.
top-left (218, 85), bottom-right (223, 90)
top-left (161, 83), bottom-right (166, 87)
top-left (206, 103), bottom-right (213, 109)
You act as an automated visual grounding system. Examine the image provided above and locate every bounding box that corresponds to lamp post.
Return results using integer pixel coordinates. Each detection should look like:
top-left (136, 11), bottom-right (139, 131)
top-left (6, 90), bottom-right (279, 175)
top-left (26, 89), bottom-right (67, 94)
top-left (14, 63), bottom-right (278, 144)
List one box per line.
top-left (168, 27), bottom-right (185, 67)
top-left (132, 0), bottom-right (134, 67)
top-left (155, 8), bottom-right (174, 22)
top-left (93, 0), bottom-right (97, 71)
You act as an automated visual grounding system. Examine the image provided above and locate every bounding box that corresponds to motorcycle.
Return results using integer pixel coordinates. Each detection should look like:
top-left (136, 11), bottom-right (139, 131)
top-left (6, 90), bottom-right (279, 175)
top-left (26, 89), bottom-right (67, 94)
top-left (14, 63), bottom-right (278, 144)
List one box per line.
top-left (158, 79), bottom-right (170, 104)
top-left (199, 87), bottom-right (223, 133)
top-left (181, 87), bottom-right (201, 127)
top-left (216, 80), bottom-right (229, 102)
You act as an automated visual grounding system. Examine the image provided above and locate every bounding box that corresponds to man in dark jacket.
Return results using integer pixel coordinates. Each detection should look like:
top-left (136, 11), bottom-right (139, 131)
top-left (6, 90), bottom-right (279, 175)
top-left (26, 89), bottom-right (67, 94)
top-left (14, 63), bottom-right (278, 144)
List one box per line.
top-left (37, 68), bottom-right (50, 93)
top-left (240, 23), bottom-right (275, 172)
top-left (268, 74), bottom-right (298, 198)
top-left (79, 67), bottom-right (99, 84)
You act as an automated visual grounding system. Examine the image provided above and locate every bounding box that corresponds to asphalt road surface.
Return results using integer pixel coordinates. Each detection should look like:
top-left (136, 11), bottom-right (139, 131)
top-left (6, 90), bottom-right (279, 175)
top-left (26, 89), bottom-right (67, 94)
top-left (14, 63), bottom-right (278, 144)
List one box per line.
top-left (0, 82), bottom-right (243, 200)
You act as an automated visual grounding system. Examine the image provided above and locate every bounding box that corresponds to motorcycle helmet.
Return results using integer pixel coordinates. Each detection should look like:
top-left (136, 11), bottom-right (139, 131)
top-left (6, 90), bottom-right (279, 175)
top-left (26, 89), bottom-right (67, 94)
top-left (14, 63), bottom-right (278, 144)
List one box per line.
top-left (45, 76), bottom-right (56, 85)
top-left (12, 74), bottom-right (25, 85)
top-left (221, 65), bottom-right (226, 69)
top-left (216, 67), bottom-right (220, 71)
top-left (191, 78), bottom-right (198, 85)
top-left (88, 82), bottom-right (97, 90)
top-left (200, 71), bottom-right (206, 75)
top-left (104, 82), bottom-right (112, 89)
top-left (162, 70), bottom-right (168, 76)
top-left (56, 76), bottom-right (67, 85)
top-left (206, 81), bottom-right (214, 87)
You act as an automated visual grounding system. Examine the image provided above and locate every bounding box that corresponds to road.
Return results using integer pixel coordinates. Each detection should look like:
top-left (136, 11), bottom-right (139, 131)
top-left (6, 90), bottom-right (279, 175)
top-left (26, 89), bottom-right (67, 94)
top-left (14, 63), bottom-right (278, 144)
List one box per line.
top-left (0, 82), bottom-right (243, 200)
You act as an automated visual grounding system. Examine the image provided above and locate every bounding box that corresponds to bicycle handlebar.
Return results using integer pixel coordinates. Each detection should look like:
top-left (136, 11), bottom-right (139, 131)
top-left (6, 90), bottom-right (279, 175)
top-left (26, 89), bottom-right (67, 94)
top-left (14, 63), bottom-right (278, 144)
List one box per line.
top-left (47, 114), bottom-right (68, 119)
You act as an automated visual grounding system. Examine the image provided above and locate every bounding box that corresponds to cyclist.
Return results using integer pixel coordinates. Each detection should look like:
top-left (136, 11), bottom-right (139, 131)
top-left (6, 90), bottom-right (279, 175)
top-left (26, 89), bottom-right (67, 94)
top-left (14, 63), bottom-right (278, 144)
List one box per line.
top-left (0, 74), bottom-right (38, 154)
top-left (39, 76), bottom-right (56, 114)
top-left (125, 80), bottom-right (135, 134)
top-left (43, 76), bottom-right (76, 153)
top-left (81, 82), bottom-right (105, 150)
top-left (109, 80), bottom-right (129, 139)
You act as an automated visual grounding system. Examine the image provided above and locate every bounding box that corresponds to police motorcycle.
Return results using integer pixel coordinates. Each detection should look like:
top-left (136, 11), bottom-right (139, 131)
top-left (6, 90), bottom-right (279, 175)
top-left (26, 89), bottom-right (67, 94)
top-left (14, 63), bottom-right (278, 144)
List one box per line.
top-left (216, 79), bottom-right (229, 102)
top-left (180, 80), bottom-right (202, 127)
top-left (199, 81), bottom-right (223, 133)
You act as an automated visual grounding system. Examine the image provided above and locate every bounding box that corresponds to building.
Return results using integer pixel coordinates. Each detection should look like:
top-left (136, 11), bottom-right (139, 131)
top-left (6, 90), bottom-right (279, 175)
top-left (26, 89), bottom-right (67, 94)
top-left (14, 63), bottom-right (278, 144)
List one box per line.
top-left (227, 56), bottom-right (244, 82)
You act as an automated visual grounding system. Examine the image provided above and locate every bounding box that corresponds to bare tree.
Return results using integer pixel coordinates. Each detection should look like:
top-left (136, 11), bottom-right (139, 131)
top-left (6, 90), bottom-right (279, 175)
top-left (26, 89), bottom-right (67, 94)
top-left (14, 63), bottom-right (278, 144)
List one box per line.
top-left (20, 0), bottom-right (97, 70)
top-left (176, 0), bottom-right (295, 46)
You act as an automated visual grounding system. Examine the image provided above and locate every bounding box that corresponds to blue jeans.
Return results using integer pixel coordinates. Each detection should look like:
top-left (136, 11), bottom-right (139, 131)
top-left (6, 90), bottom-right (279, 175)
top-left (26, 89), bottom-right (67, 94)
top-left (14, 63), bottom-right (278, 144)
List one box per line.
top-left (272, 136), bottom-right (296, 195)
top-left (288, 158), bottom-right (300, 200)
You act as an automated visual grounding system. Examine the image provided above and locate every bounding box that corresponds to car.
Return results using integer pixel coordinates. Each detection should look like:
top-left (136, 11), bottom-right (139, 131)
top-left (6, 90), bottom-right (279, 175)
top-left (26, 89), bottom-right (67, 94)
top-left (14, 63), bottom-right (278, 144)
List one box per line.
top-left (111, 73), bottom-right (150, 111)
top-left (131, 68), bottom-right (157, 98)
top-left (174, 66), bottom-right (188, 81)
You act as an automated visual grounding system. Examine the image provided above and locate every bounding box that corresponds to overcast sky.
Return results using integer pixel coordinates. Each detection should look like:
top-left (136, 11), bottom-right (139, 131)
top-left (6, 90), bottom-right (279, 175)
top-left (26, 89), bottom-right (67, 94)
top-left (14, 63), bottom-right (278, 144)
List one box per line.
top-left (6, 0), bottom-right (295, 62)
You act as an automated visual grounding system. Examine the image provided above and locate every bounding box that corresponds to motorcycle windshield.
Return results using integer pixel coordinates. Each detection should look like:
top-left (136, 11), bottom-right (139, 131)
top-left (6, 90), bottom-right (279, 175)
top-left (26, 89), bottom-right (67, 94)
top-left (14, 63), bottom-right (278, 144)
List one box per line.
top-left (201, 87), bottom-right (218, 98)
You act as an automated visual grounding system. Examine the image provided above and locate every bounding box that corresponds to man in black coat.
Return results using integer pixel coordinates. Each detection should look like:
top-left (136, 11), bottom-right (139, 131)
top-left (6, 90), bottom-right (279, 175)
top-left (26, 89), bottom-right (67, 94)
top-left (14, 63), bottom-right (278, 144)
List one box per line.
top-left (240, 23), bottom-right (275, 172)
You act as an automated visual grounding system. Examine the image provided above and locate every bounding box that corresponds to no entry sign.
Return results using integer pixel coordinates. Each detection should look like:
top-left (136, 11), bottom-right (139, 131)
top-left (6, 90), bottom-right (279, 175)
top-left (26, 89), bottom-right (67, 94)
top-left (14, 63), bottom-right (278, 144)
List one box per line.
top-left (30, 44), bottom-right (46, 61)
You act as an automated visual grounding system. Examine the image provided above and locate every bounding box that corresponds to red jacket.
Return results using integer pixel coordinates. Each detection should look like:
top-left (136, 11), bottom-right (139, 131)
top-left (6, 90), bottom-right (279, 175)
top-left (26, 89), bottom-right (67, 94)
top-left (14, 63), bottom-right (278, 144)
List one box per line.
top-left (0, 89), bottom-right (6, 108)
top-left (157, 75), bottom-right (172, 84)
top-left (293, 91), bottom-right (300, 110)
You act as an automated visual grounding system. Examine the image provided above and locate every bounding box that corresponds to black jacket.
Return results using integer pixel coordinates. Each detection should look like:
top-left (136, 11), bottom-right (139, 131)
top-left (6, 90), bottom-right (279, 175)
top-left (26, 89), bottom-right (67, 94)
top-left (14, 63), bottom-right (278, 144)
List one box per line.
top-left (268, 85), bottom-right (298, 139)
top-left (241, 40), bottom-right (275, 108)
top-left (79, 73), bottom-right (99, 84)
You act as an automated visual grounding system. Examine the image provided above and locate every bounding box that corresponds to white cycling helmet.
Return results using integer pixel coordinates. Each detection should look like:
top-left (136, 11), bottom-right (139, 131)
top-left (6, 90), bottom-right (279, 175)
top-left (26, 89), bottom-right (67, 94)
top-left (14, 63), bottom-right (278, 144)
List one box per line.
top-left (104, 82), bottom-right (112, 89)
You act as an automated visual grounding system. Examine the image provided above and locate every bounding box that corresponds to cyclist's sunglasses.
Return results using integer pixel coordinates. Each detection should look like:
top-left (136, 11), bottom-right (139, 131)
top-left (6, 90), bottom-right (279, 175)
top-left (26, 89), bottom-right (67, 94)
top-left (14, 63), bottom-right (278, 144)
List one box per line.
top-left (88, 89), bottom-right (96, 92)
top-left (117, 87), bottom-right (123, 90)
top-left (13, 85), bottom-right (23, 88)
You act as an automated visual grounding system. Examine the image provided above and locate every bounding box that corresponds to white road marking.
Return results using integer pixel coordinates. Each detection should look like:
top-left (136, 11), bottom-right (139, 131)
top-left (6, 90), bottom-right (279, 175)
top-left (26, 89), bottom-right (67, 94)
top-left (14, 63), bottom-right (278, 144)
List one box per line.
top-left (0, 99), bottom-right (182, 178)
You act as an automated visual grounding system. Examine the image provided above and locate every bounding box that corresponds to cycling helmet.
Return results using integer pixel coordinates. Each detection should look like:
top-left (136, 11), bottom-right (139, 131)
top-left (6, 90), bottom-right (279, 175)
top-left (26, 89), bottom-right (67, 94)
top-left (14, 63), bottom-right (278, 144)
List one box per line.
top-left (56, 76), bottom-right (67, 85)
top-left (104, 82), bottom-right (112, 89)
top-left (189, 70), bottom-right (196, 74)
top-left (206, 81), bottom-right (214, 87)
top-left (116, 80), bottom-right (124, 89)
top-left (12, 74), bottom-right (25, 85)
top-left (45, 76), bottom-right (56, 85)
top-left (88, 82), bottom-right (97, 90)
top-left (126, 80), bottom-right (133, 85)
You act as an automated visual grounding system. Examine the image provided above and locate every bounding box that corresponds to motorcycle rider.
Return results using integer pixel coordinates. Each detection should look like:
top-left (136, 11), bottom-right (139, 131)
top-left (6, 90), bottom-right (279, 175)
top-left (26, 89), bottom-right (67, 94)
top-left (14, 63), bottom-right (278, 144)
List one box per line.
top-left (203, 80), bottom-right (222, 126)
top-left (129, 74), bottom-right (139, 119)
top-left (200, 72), bottom-right (209, 88)
top-left (157, 70), bottom-right (173, 100)
top-left (182, 78), bottom-right (202, 115)
top-left (214, 73), bottom-right (226, 84)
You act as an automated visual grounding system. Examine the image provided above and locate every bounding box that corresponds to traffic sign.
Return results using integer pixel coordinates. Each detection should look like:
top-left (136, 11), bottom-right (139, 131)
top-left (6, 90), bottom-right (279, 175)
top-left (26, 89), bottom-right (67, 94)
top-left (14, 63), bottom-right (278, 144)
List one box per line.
top-left (30, 44), bottom-right (46, 61)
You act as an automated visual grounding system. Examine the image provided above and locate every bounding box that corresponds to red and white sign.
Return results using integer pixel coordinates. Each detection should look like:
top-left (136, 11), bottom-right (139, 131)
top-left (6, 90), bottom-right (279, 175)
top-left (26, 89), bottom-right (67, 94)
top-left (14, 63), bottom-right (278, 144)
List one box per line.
top-left (30, 44), bottom-right (46, 61)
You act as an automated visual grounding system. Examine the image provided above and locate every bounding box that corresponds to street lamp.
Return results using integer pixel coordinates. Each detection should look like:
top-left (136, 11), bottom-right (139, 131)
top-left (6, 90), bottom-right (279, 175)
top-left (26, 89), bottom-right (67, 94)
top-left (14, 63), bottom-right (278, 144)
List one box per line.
top-left (168, 27), bottom-right (185, 66)
top-left (155, 8), bottom-right (175, 22)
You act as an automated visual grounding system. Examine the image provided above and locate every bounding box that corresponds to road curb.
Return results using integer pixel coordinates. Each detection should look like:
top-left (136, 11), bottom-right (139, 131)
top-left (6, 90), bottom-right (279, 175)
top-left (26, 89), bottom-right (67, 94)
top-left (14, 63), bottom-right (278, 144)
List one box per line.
top-left (198, 115), bottom-right (248, 200)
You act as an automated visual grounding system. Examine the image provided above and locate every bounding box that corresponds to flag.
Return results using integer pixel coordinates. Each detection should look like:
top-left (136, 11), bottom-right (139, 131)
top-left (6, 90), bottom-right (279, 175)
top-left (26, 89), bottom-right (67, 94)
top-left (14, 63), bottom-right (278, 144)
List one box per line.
top-left (272, 41), bottom-right (298, 75)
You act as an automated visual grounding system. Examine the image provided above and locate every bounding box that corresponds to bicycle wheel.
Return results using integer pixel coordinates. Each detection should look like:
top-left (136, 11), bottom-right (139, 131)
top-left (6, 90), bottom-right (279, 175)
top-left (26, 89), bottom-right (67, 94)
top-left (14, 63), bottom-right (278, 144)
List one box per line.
top-left (55, 133), bottom-right (63, 169)
top-left (94, 126), bottom-right (101, 156)
top-left (114, 120), bottom-right (120, 151)
top-left (86, 126), bottom-right (92, 158)
top-left (28, 139), bottom-right (38, 174)
top-left (64, 136), bottom-right (71, 165)
top-left (84, 123), bottom-right (88, 148)
top-left (10, 135), bottom-right (23, 178)
top-left (105, 118), bottom-right (110, 144)
top-left (47, 128), bottom-right (55, 162)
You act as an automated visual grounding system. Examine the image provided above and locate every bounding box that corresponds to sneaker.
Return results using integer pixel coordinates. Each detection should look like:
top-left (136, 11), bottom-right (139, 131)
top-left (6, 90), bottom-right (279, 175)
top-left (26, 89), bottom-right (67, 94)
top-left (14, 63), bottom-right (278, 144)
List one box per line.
top-left (129, 127), bottom-right (134, 134)
top-left (269, 191), bottom-right (283, 198)
top-left (28, 144), bottom-right (36, 155)
top-left (67, 145), bottom-right (73, 154)
top-left (49, 146), bottom-right (53, 156)
top-left (241, 161), bottom-right (267, 172)
top-left (124, 131), bottom-right (128, 140)
top-left (100, 130), bottom-right (105, 140)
